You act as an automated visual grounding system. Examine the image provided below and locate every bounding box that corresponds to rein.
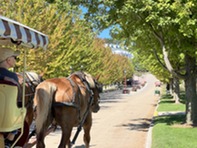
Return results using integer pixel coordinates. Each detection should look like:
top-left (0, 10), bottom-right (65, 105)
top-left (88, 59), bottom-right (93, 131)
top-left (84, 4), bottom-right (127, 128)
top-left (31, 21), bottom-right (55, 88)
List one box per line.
top-left (71, 93), bottom-right (94, 145)
top-left (52, 72), bottom-right (97, 145)
top-left (70, 72), bottom-right (95, 145)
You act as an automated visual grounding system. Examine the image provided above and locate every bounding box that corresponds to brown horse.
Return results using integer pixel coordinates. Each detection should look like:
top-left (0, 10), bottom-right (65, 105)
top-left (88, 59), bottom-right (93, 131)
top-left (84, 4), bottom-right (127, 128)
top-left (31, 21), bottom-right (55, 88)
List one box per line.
top-left (34, 71), bottom-right (102, 148)
top-left (15, 71), bottom-right (43, 146)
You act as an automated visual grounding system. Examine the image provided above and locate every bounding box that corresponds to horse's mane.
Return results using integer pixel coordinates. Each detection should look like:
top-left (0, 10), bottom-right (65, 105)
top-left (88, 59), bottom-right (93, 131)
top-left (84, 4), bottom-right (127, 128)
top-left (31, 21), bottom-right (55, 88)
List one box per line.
top-left (26, 72), bottom-right (41, 81)
top-left (72, 71), bottom-right (95, 89)
top-left (17, 71), bottom-right (42, 85)
top-left (83, 72), bottom-right (95, 89)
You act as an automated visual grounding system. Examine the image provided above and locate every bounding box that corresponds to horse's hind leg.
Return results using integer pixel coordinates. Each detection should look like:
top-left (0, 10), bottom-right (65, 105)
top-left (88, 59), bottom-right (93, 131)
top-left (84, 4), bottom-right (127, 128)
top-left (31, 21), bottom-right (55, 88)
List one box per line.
top-left (36, 130), bottom-right (45, 148)
top-left (36, 117), bottom-right (53, 148)
top-left (83, 113), bottom-right (92, 148)
top-left (83, 125), bottom-right (91, 148)
top-left (58, 125), bottom-right (73, 148)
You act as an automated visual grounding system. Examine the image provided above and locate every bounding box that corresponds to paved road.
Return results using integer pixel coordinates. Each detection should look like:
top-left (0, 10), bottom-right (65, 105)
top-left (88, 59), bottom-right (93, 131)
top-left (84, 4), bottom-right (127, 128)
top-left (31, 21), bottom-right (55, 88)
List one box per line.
top-left (30, 73), bottom-right (158, 148)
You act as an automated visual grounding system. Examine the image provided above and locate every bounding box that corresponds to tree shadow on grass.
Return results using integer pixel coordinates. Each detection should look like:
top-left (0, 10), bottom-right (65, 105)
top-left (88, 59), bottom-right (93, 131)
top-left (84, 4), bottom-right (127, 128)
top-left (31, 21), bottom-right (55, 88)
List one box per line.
top-left (159, 100), bottom-right (175, 104)
top-left (159, 91), bottom-right (186, 105)
top-left (159, 94), bottom-right (174, 104)
top-left (153, 114), bottom-right (185, 126)
top-left (179, 91), bottom-right (186, 104)
top-left (160, 94), bottom-right (173, 99)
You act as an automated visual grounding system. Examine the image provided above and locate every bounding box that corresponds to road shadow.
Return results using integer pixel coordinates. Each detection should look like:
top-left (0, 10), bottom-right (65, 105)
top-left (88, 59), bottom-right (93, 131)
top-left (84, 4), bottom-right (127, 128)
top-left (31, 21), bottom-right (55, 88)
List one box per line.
top-left (119, 118), bottom-right (152, 132)
top-left (100, 99), bottom-right (121, 104)
top-left (74, 144), bottom-right (97, 148)
top-left (100, 90), bottom-right (129, 105)
top-left (73, 145), bottom-right (85, 148)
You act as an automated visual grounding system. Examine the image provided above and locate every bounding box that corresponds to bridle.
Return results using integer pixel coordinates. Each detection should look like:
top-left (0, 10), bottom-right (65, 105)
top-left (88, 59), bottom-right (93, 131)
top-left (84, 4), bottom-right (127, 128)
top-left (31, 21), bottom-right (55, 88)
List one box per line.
top-left (92, 79), bottom-right (102, 104)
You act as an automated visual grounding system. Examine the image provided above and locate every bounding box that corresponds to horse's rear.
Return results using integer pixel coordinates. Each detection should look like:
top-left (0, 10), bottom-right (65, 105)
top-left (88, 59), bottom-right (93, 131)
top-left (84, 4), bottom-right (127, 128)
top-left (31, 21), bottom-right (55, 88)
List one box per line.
top-left (33, 81), bottom-right (56, 148)
top-left (34, 76), bottom-right (86, 148)
top-left (34, 72), bottom-right (101, 148)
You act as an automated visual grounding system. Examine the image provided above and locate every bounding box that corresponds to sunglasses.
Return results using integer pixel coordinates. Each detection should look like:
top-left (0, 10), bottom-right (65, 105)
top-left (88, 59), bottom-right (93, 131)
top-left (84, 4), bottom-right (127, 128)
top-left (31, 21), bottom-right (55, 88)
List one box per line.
top-left (12, 56), bottom-right (17, 60)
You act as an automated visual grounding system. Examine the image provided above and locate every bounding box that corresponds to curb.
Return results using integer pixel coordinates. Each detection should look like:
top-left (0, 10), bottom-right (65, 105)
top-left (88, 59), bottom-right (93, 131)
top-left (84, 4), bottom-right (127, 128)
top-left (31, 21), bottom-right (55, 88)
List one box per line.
top-left (145, 119), bottom-right (154, 148)
top-left (145, 98), bottom-right (160, 148)
top-left (145, 97), bottom-right (185, 148)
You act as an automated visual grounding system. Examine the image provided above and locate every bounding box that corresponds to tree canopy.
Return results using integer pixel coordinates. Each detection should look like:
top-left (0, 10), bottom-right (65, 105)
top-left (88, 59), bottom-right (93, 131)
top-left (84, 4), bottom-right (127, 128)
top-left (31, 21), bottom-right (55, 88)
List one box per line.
top-left (69, 0), bottom-right (197, 125)
top-left (0, 0), bottom-right (134, 85)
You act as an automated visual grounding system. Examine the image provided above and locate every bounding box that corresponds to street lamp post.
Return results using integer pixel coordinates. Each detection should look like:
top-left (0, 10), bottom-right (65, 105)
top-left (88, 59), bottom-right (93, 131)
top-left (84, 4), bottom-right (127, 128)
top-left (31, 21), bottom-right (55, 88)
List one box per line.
top-left (124, 70), bottom-right (127, 89)
top-left (122, 70), bottom-right (129, 94)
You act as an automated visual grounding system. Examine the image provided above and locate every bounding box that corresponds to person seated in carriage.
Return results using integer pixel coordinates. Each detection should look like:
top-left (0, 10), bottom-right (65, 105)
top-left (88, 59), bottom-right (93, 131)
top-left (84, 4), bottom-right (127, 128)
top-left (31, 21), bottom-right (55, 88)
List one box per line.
top-left (0, 47), bottom-right (20, 147)
top-left (0, 48), bottom-right (20, 85)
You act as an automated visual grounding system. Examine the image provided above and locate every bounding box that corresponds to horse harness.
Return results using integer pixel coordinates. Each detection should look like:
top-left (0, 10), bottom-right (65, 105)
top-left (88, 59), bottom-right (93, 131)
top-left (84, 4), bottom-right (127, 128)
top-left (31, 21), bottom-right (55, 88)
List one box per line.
top-left (71, 72), bottom-right (93, 106)
top-left (54, 72), bottom-right (94, 121)
top-left (23, 72), bottom-right (41, 108)
top-left (70, 72), bottom-right (95, 145)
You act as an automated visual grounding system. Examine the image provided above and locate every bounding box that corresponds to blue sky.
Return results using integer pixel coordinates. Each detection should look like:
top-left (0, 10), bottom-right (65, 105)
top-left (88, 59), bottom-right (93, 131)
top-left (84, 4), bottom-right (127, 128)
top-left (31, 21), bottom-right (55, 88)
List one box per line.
top-left (98, 28), bottom-right (111, 39)
top-left (80, 6), bottom-right (111, 39)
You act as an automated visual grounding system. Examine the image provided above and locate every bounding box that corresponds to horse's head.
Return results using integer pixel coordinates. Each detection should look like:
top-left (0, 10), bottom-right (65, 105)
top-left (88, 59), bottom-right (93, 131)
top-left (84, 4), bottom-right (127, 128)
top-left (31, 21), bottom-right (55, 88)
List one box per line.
top-left (84, 72), bottom-right (102, 113)
top-left (92, 78), bottom-right (102, 113)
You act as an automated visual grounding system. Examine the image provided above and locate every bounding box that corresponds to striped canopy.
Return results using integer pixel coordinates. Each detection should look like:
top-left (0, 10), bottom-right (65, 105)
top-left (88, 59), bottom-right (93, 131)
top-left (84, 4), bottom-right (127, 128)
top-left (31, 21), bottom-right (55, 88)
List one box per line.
top-left (0, 15), bottom-right (49, 49)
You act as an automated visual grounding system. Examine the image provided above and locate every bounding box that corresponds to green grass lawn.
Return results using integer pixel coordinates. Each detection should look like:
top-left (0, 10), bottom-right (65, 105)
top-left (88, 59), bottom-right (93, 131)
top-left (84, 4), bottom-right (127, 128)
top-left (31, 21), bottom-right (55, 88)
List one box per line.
top-left (157, 94), bottom-right (185, 112)
top-left (152, 115), bottom-right (197, 148)
top-left (151, 91), bottom-right (197, 148)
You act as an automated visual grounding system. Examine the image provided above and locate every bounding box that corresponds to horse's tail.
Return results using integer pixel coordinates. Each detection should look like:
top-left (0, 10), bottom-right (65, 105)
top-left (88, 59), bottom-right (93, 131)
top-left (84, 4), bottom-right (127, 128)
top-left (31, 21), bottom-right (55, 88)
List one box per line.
top-left (34, 81), bottom-right (57, 134)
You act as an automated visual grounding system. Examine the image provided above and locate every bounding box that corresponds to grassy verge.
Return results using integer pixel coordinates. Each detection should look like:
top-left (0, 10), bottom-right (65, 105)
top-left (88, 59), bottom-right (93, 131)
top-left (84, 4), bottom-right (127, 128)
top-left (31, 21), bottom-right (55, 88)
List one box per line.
top-left (152, 115), bottom-right (197, 148)
top-left (152, 91), bottom-right (197, 148)
top-left (157, 94), bottom-right (185, 112)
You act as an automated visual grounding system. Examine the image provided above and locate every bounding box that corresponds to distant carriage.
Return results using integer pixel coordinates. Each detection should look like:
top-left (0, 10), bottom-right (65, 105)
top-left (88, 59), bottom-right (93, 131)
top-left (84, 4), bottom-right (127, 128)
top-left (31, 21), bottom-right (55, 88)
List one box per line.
top-left (155, 81), bottom-right (161, 87)
top-left (154, 81), bottom-right (161, 95)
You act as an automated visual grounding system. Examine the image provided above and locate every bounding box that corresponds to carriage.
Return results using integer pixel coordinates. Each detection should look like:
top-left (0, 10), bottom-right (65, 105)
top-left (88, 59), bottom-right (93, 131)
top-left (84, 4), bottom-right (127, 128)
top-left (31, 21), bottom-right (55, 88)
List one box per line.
top-left (0, 15), bottom-right (102, 148)
top-left (0, 15), bottom-right (49, 148)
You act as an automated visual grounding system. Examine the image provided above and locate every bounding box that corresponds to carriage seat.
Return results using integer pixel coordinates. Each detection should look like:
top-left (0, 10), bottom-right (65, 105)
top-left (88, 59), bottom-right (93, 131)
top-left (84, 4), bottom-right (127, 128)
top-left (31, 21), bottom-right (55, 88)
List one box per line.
top-left (0, 80), bottom-right (26, 132)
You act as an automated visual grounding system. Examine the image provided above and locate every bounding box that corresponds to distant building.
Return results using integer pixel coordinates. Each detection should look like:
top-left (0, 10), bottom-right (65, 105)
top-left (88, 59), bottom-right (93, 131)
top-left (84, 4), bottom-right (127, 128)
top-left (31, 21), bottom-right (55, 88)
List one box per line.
top-left (105, 43), bottom-right (133, 59)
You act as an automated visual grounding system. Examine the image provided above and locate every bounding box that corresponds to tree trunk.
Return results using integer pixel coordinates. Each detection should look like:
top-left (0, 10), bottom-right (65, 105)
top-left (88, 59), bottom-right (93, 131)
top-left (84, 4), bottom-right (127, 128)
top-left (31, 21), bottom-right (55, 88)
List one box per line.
top-left (169, 78), bottom-right (173, 95)
top-left (162, 44), bottom-right (197, 125)
top-left (185, 54), bottom-right (197, 125)
top-left (173, 77), bottom-right (180, 104)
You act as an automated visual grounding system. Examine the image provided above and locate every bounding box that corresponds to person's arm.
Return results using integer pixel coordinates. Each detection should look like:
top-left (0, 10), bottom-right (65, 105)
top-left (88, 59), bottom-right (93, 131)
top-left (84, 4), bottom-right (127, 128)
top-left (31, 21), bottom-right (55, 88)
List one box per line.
top-left (0, 75), bottom-right (4, 80)
top-left (4, 76), bottom-right (19, 85)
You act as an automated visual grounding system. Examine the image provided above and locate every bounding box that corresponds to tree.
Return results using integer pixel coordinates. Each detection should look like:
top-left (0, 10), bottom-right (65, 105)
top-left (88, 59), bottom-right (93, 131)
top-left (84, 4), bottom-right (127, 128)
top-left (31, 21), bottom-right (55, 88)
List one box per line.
top-left (0, 0), bottom-right (134, 85)
top-left (71, 0), bottom-right (197, 125)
